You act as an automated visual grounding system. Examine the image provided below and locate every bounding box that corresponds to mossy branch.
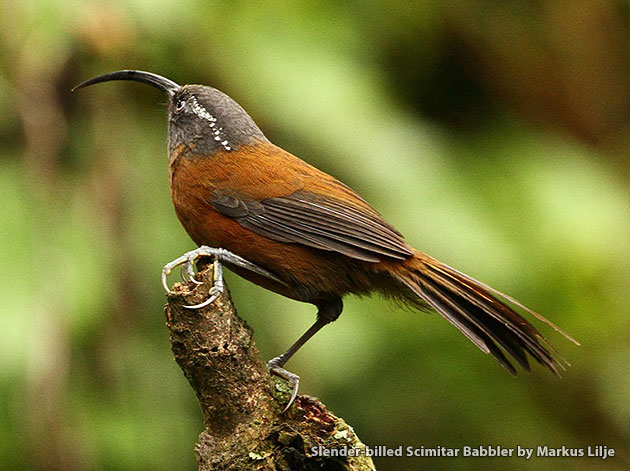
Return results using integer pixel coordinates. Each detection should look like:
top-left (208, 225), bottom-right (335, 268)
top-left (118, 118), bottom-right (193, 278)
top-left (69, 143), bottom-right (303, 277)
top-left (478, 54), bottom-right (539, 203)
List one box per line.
top-left (164, 266), bottom-right (375, 471)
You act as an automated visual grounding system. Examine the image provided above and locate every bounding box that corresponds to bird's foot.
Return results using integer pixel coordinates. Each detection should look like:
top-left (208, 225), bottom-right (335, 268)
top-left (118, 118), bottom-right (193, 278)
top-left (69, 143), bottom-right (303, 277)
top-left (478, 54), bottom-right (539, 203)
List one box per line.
top-left (268, 356), bottom-right (300, 413)
top-left (162, 246), bottom-right (285, 309)
top-left (162, 247), bottom-right (225, 309)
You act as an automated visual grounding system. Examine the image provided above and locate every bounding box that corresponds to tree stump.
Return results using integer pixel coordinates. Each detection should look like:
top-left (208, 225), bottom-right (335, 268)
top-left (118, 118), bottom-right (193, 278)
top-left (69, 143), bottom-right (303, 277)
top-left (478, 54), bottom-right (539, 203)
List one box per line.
top-left (164, 266), bottom-right (375, 471)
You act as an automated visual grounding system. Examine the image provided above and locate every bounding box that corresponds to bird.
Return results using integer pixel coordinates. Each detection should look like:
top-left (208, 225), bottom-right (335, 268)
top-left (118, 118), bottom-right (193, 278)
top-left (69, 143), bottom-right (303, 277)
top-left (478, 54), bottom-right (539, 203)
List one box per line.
top-left (73, 70), bottom-right (578, 412)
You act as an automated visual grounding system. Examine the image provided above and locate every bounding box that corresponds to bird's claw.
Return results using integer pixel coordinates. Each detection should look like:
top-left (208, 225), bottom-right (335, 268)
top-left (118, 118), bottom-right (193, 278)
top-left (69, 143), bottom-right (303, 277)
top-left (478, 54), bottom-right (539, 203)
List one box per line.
top-left (162, 245), bottom-right (283, 308)
top-left (183, 285), bottom-right (222, 310)
top-left (162, 248), bottom-right (224, 309)
top-left (179, 262), bottom-right (202, 285)
top-left (268, 357), bottom-right (300, 413)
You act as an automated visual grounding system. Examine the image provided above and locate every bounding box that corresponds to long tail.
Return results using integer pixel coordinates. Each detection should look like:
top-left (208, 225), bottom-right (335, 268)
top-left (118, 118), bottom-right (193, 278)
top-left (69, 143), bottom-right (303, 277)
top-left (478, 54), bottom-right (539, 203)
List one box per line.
top-left (391, 251), bottom-right (578, 376)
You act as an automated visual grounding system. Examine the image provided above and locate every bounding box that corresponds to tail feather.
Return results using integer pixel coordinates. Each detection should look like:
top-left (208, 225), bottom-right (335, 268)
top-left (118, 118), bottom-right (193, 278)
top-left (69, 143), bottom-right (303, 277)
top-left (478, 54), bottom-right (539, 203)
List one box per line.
top-left (417, 279), bottom-right (520, 375)
top-left (423, 275), bottom-right (532, 371)
top-left (393, 253), bottom-right (577, 376)
top-left (424, 263), bottom-right (554, 369)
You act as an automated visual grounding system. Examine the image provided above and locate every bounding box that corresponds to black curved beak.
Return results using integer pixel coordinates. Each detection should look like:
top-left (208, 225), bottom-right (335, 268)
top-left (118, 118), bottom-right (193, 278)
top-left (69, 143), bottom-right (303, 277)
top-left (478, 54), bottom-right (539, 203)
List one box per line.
top-left (72, 70), bottom-right (180, 97)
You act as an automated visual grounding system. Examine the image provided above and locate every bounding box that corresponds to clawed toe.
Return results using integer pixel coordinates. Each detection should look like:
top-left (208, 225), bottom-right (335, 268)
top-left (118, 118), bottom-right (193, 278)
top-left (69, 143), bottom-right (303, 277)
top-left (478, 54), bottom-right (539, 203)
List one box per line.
top-left (184, 286), bottom-right (222, 310)
top-left (268, 358), bottom-right (300, 413)
top-left (182, 260), bottom-right (203, 285)
top-left (162, 248), bottom-right (224, 308)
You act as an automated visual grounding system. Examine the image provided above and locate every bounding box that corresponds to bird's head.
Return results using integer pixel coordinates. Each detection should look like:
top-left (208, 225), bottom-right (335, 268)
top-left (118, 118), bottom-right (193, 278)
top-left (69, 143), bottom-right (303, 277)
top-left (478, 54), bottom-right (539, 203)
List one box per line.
top-left (73, 70), bottom-right (268, 156)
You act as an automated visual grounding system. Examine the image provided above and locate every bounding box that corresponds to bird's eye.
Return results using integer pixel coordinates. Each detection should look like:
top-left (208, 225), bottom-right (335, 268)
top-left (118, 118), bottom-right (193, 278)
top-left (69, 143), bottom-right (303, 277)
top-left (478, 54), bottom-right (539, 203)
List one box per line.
top-left (175, 99), bottom-right (186, 113)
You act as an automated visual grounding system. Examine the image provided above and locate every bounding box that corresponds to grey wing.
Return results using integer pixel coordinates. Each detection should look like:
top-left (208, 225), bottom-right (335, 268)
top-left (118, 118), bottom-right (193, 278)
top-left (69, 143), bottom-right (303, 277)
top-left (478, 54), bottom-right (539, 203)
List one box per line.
top-left (212, 190), bottom-right (413, 263)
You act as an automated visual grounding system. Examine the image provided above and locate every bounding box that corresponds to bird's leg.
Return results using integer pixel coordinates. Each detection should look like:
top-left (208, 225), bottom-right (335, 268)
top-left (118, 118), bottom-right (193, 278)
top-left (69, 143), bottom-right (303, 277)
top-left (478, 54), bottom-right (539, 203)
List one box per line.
top-left (269, 298), bottom-right (343, 413)
top-left (162, 245), bottom-right (284, 309)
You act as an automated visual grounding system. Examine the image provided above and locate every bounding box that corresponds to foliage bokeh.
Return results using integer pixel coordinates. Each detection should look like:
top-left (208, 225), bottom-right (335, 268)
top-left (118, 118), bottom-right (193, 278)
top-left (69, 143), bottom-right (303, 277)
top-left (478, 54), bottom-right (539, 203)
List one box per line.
top-left (1, 1), bottom-right (629, 470)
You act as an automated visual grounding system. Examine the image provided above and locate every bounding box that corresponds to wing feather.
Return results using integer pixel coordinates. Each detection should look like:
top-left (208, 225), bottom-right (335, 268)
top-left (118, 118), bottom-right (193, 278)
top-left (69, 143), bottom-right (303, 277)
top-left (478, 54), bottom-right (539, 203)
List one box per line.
top-left (212, 190), bottom-right (413, 262)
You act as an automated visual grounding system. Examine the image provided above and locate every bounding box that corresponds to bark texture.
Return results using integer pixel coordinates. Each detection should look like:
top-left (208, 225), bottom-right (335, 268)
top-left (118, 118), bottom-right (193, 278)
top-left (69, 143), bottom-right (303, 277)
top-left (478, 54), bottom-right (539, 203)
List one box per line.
top-left (164, 266), bottom-right (375, 471)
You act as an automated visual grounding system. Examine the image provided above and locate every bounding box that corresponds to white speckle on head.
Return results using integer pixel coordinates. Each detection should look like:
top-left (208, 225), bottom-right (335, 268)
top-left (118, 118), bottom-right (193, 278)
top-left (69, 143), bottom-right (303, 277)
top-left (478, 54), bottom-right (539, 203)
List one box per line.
top-left (189, 96), bottom-right (231, 151)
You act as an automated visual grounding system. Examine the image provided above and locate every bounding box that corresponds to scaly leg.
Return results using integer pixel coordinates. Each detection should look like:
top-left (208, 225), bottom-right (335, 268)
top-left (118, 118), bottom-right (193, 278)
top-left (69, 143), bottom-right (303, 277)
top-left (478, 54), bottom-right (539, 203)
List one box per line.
top-left (161, 246), bottom-right (284, 309)
top-left (268, 298), bottom-right (343, 413)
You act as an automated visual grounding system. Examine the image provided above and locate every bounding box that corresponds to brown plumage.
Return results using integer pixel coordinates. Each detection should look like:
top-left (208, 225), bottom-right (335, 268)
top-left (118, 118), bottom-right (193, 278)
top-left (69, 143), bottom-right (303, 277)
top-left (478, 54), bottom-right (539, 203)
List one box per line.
top-left (74, 70), bottom-right (578, 411)
top-left (170, 140), bottom-right (575, 376)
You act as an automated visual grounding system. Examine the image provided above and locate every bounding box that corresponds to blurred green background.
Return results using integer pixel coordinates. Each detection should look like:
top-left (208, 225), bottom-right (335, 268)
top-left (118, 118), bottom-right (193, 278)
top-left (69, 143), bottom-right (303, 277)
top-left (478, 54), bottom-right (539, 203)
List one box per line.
top-left (1, 1), bottom-right (629, 470)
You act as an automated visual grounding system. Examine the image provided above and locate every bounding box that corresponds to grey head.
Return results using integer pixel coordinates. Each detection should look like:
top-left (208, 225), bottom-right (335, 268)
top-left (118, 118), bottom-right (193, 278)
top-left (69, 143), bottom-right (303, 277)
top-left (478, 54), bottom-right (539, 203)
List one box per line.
top-left (73, 70), bottom-right (268, 156)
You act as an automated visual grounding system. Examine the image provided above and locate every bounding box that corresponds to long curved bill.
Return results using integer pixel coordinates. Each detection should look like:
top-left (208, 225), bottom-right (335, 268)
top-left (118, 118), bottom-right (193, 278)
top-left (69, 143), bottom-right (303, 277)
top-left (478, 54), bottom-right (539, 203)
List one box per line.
top-left (72, 70), bottom-right (180, 96)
